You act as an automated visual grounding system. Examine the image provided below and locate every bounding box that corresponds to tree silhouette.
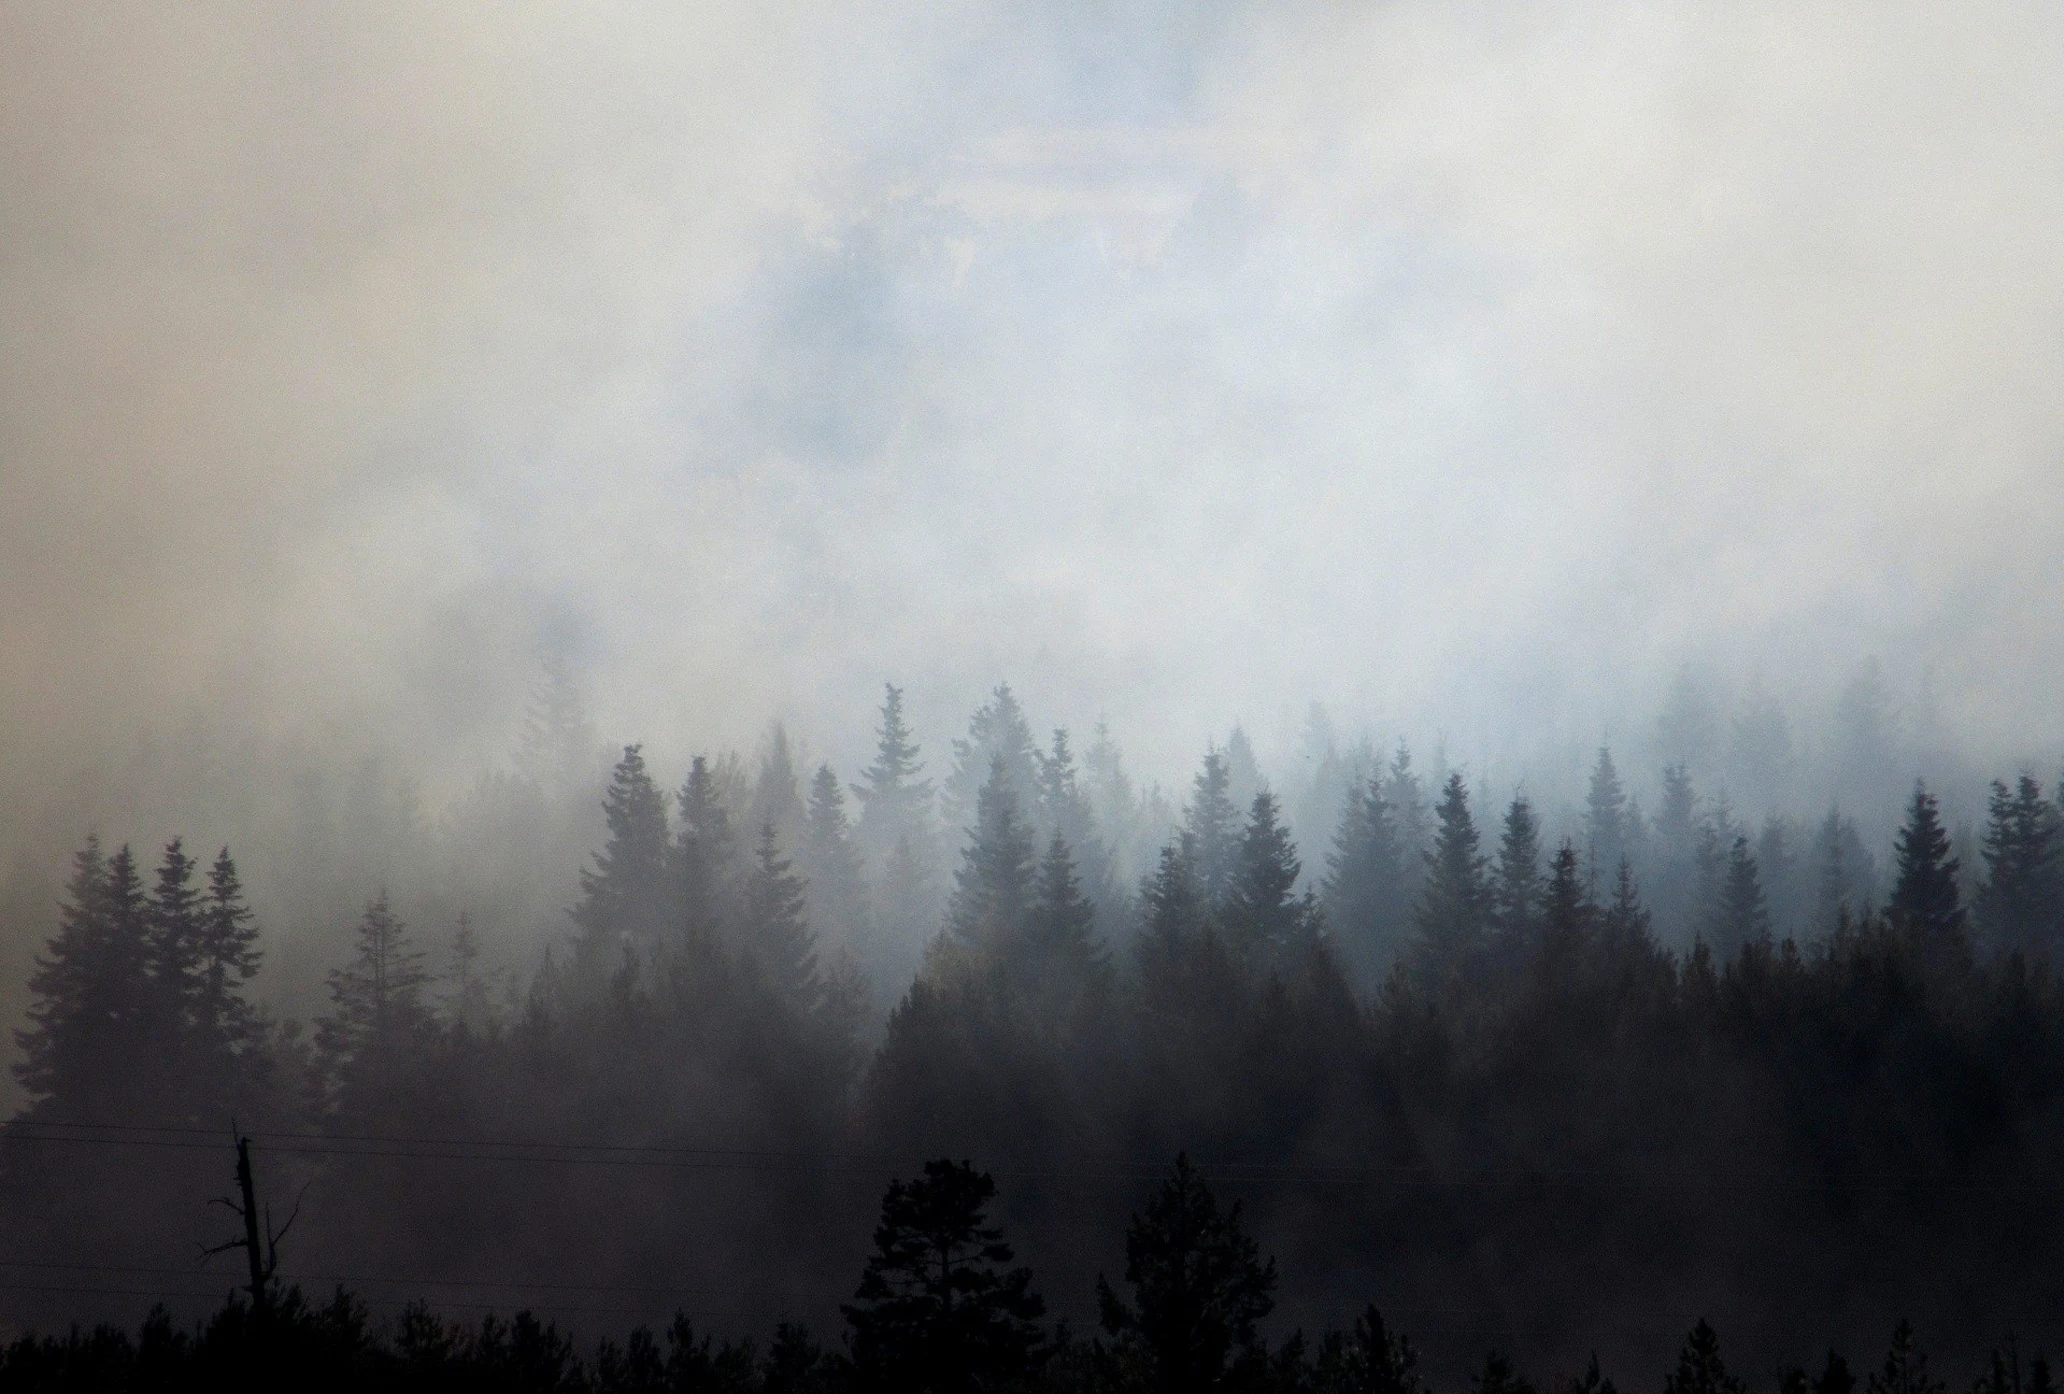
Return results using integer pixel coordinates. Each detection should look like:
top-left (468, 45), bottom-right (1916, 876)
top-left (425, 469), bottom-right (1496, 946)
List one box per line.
top-left (843, 1159), bottom-right (1045, 1394)
top-left (1097, 1153), bottom-right (1276, 1393)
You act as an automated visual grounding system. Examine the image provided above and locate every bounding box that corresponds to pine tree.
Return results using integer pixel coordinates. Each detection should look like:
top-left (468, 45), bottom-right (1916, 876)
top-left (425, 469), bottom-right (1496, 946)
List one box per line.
top-left (676, 754), bottom-right (739, 946)
top-left (853, 682), bottom-right (935, 864)
top-left (145, 838), bottom-right (205, 1052)
top-left (571, 746), bottom-right (672, 967)
top-left (1474, 1350), bottom-right (1537, 1394)
top-left (843, 1160), bottom-right (1045, 1394)
top-left (516, 646), bottom-right (596, 791)
top-left (1383, 744), bottom-right (1429, 897)
top-left (192, 847), bottom-right (263, 1101)
top-left (1315, 1305), bottom-right (1425, 1394)
top-left (1322, 774), bottom-right (1411, 987)
top-left (1021, 832), bottom-right (1107, 1020)
top-left (1812, 807), bottom-right (1875, 933)
top-left (1184, 748), bottom-right (1241, 909)
top-left (1412, 774), bottom-right (1490, 990)
top-left (1136, 835), bottom-right (1208, 1017)
top-left (1664, 1321), bottom-right (1743, 1394)
top-left (13, 837), bottom-right (156, 1117)
top-left (946, 756), bottom-right (1038, 954)
top-left (749, 722), bottom-right (807, 851)
top-left (1097, 1153), bottom-right (1277, 1394)
top-left (1221, 789), bottom-right (1315, 969)
top-left (1977, 774), bottom-right (2061, 954)
top-left (1539, 842), bottom-right (1592, 967)
top-left (444, 913), bottom-right (493, 1032)
top-left (1492, 797), bottom-right (1542, 953)
top-left (801, 763), bottom-right (869, 956)
top-left (741, 822), bottom-right (821, 1014)
top-left (1867, 1322), bottom-right (1943, 1394)
top-left (945, 684), bottom-right (1040, 838)
top-left (1036, 728), bottom-right (1116, 915)
top-left (1703, 836), bottom-right (1771, 959)
top-left (1890, 783), bottom-right (1966, 957)
top-left (1585, 748), bottom-right (1631, 883)
top-left (316, 892), bottom-right (432, 1099)
top-left (1599, 859), bottom-right (1655, 956)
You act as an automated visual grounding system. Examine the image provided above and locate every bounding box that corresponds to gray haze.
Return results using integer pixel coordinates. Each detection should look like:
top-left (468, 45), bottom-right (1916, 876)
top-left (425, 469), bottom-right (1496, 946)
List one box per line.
top-left (4, 3), bottom-right (2063, 1029)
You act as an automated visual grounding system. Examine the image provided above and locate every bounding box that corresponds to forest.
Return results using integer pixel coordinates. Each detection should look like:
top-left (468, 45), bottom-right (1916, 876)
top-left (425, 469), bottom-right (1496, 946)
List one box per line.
top-left (4, 680), bottom-right (2064, 1390)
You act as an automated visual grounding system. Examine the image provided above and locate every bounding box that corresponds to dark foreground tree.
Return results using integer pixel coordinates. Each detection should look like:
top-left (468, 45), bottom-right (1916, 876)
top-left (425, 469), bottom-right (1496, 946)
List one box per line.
top-left (843, 1159), bottom-right (1045, 1394)
top-left (1664, 1321), bottom-right (1743, 1394)
top-left (1097, 1153), bottom-right (1277, 1393)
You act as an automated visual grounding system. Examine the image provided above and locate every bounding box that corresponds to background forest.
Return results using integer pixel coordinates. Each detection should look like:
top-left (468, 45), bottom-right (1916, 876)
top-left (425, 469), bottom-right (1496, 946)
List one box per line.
top-left (5, 674), bottom-right (2063, 1386)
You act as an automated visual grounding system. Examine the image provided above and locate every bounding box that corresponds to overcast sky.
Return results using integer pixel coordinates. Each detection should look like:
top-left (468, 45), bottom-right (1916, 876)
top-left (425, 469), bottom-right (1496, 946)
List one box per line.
top-left (4, 0), bottom-right (2061, 836)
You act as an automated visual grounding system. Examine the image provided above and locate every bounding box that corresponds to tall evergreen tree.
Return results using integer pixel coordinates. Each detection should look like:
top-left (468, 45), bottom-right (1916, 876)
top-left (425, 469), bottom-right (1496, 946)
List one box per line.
top-left (1539, 842), bottom-right (1592, 966)
top-left (1703, 836), bottom-right (1771, 958)
top-left (801, 763), bottom-right (869, 957)
top-left (195, 846), bottom-right (264, 1073)
top-left (1665, 1321), bottom-right (1744, 1394)
top-left (946, 757), bottom-right (1037, 955)
top-left (13, 837), bottom-right (156, 1117)
top-left (741, 822), bottom-right (821, 1014)
top-left (1136, 835), bottom-right (1207, 1016)
top-left (749, 722), bottom-right (807, 852)
top-left (1866, 1322), bottom-right (1943, 1394)
top-left (1036, 728), bottom-right (1116, 917)
top-left (1812, 807), bottom-right (1875, 933)
top-left (945, 684), bottom-right (1040, 839)
top-left (853, 682), bottom-right (935, 863)
top-left (1322, 774), bottom-right (1410, 987)
top-left (571, 746), bottom-right (672, 967)
top-left (1890, 782), bottom-right (1966, 956)
top-left (1221, 789), bottom-right (1313, 968)
top-left (1383, 744), bottom-right (1429, 897)
top-left (1491, 797), bottom-right (1543, 954)
top-left (316, 892), bottom-right (432, 1103)
top-left (1096, 1153), bottom-right (1277, 1394)
top-left (1021, 832), bottom-right (1108, 1022)
top-left (1411, 774), bottom-right (1490, 991)
top-left (1976, 774), bottom-right (2061, 954)
top-left (676, 754), bottom-right (739, 946)
top-left (145, 838), bottom-right (205, 1050)
top-left (1184, 748), bottom-right (1241, 910)
top-left (1585, 748), bottom-right (1631, 885)
top-left (843, 1160), bottom-right (1045, 1394)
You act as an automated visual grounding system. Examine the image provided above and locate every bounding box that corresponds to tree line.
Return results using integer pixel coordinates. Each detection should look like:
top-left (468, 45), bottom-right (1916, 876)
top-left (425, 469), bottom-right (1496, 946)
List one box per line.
top-left (0, 1151), bottom-right (2040, 1394)
top-left (5, 681), bottom-right (2064, 1375)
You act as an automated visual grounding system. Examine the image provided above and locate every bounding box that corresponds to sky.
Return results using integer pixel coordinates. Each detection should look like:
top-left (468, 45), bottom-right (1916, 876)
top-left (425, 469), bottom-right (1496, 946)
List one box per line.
top-left (3, 0), bottom-right (2062, 855)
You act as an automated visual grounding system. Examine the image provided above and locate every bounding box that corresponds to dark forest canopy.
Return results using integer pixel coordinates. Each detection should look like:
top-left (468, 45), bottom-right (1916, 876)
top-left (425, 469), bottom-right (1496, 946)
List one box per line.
top-left (4, 680), bottom-right (2064, 1387)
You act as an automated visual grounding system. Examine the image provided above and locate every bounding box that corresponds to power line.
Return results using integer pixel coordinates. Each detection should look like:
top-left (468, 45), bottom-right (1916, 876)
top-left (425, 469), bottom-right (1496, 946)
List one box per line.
top-left (0, 1122), bottom-right (2049, 1192)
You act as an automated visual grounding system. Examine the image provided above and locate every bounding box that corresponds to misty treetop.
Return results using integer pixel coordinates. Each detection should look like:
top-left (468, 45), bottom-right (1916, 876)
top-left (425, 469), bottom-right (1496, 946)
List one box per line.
top-left (6, 678), bottom-right (2064, 1375)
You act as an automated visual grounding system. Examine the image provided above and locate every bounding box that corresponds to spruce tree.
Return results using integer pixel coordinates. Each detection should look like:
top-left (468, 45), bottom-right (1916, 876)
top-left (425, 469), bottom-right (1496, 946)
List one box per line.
top-left (1184, 747), bottom-right (1241, 909)
top-left (749, 722), bottom-right (807, 852)
top-left (1022, 832), bottom-right (1107, 1020)
top-left (1890, 783), bottom-right (1966, 956)
top-left (1585, 748), bottom-right (1631, 882)
top-left (1474, 1351), bottom-right (1537, 1394)
top-left (316, 892), bottom-right (432, 1101)
top-left (193, 847), bottom-right (263, 1104)
top-left (1664, 1321), bottom-right (1744, 1394)
top-left (13, 836), bottom-right (156, 1117)
top-left (1096, 1153), bottom-right (1276, 1393)
top-left (801, 762), bottom-right (869, 956)
top-left (1383, 744), bottom-right (1429, 897)
top-left (946, 756), bottom-right (1037, 954)
top-left (676, 754), bottom-right (739, 946)
top-left (1866, 1322), bottom-right (1943, 1394)
top-left (741, 822), bottom-right (821, 1014)
top-left (1600, 859), bottom-right (1655, 956)
top-left (444, 912), bottom-right (493, 1032)
top-left (1411, 774), bottom-right (1490, 990)
top-left (945, 684), bottom-right (1040, 837)
top-left (843, 1159), bottom-right (1045, 1394)
top-left (1036, 728), bottom-right (1116, 916)
top-left (1136, 834), bottom-right (1209, 1017)
top-left (1539, 842), bottom-right (1592, 965)
top-left (145, 838), bottom-right (205, 1051)
top-left (1703, 836), bottom-right (1771, 959)
top-left (1322, 774), bottom-right (1410, 987)
top-left (571, 746), bottom-right (672, 967)
top-left (1977, 774), bottom-right (2061, 954)
top-left (1221, 789), bottom-right (1312, 967)
top-left (853, 682), bottom-right (935, 863)
top-left (1492, 797), bottom-right (1542, 954)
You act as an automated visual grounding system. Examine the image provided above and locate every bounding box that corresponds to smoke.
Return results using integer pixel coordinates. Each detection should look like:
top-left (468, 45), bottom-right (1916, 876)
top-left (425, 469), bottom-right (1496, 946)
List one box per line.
top-left (4, 0), bottom-right (2062, 865)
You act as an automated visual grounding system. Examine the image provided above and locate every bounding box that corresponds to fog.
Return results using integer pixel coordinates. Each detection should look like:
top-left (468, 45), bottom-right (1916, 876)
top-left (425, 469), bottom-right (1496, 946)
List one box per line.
top-left (4, 6), bottom-right (2064, 1374)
